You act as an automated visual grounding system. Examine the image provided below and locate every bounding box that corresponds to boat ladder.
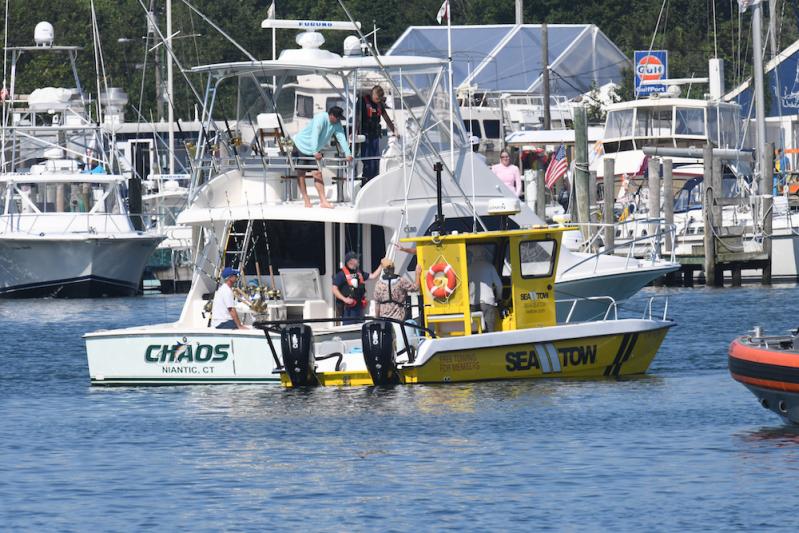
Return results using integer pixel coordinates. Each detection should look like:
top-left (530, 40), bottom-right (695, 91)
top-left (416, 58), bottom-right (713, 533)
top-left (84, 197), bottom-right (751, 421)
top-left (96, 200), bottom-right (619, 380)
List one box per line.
top-left (222, 219), bottom-right (255, 275)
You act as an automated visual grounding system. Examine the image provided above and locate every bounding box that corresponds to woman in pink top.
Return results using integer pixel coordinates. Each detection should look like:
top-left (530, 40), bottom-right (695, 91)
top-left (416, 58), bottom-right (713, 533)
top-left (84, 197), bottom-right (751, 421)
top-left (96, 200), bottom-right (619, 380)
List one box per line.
top-left (491, 151), bottom-right (522, 197)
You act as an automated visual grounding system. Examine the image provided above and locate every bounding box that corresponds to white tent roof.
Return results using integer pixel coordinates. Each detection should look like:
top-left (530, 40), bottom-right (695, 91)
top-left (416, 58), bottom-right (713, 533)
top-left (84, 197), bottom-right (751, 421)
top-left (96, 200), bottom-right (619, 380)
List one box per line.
top-left (387, 24), bottom-right (630, 97)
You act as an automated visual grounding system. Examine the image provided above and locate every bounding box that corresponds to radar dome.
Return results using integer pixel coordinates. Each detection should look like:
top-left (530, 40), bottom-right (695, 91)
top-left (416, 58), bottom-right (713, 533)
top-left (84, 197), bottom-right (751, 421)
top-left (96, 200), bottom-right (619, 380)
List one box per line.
top-left (343, 35), bottom-right (362, 56)
top-left (296, 31), bottom-right (325, 50)
top-left (34, 22), bottom-right (54, 47)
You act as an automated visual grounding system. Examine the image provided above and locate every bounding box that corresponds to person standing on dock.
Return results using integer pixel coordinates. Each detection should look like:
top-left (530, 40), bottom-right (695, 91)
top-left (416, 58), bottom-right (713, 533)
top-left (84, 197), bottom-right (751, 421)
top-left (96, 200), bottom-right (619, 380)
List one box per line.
top-left (211, 267), bottom-right (246, 330)
top-left (491, 151), bottom-right (522, 197)
top-left (359, 85), bottom-right (398, 184)
top-left (292, 106), bottom-right (353, 208)
top-left (332, 252), bottom-right (383, 324)
top-left (775, 148), bottom-right (791, 194)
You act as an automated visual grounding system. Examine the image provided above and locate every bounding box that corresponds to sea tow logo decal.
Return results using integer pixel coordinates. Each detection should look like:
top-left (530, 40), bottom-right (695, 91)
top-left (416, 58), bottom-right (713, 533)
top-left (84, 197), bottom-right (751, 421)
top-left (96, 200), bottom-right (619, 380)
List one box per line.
top-left (144, 338), bottom-right (230, 363)
top-left (505, 344), bottom-right (597, 372)
top-left (520, 291), bottom-right (549, 301)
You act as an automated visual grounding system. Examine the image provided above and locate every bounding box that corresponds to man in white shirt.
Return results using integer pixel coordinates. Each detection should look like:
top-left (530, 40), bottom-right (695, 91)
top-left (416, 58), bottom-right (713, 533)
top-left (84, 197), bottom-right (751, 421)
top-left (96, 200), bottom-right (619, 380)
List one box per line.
top-left (211, 267), bottom-right (245, 329)
top-left (467, 246), bottom-right (503, 332)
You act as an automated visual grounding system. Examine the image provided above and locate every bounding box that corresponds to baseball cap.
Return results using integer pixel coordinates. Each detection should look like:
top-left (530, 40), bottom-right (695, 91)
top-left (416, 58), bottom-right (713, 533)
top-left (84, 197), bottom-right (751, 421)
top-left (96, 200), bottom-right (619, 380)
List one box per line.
top-left (221, 267), bottom-right (240, 279)
top-left (328, 105), bottom-right (345, 120)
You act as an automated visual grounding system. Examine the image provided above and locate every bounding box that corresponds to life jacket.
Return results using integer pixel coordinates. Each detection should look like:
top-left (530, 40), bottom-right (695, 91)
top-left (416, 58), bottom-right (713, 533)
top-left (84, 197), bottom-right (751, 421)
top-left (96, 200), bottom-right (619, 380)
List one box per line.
top-left (361, 95), bottom-right (384, 139)
top-left (341, 266), bottom-right (367, 308)
top-left (377, 274), bottom-right (404, 306)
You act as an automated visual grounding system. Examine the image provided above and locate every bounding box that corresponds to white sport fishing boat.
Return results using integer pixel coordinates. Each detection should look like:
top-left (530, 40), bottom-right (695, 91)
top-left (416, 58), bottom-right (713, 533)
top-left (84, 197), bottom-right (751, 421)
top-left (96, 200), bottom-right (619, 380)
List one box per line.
top-left (84, 17), bottom-right (676, 384)
top-left (0, 23), bottom-right (162, 297)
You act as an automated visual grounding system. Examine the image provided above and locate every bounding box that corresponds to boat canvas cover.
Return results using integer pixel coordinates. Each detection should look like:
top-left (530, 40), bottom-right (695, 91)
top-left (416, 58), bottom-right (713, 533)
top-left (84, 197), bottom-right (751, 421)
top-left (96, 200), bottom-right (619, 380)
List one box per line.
top-left (387, 24), bottom-right (630, 97)
top-left (726, 37), bottom-right (799, 117)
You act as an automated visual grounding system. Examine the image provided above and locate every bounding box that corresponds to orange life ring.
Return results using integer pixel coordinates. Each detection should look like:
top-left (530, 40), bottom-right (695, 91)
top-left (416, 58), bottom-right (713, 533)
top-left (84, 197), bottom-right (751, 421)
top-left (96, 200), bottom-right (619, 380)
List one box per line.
top-left (426, 262), bottom-right (457, 299)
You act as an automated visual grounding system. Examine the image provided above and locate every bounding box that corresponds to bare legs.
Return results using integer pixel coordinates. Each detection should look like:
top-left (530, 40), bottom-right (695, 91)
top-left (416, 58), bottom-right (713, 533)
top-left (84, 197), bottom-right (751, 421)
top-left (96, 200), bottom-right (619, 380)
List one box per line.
top-left (297, 170), bottom-right (333, 208)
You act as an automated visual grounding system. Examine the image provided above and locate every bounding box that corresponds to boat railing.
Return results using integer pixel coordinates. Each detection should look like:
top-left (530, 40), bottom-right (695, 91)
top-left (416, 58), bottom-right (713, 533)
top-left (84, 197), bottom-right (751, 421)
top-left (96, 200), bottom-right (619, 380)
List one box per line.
top-left (557, 296), bottom-right (618, 323)
top-left (253, 316), bottom-right (438, 368)
top-left (559, 218), bottom-right (677, 276)
top-left (644, 295), bottom-right (670, 321)
top-left (191, 152), bottom-right (357, 205)
top-left (0, 211), bottom-right (143, 236)
top-left (557, 294), bottom-right (671, 323)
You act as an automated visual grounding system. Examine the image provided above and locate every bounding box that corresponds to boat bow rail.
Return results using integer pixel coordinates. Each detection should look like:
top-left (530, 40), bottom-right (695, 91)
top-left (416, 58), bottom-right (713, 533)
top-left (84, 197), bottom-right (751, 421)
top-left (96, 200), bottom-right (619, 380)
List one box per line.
top-left (560, 218), bottom-right (678, 274)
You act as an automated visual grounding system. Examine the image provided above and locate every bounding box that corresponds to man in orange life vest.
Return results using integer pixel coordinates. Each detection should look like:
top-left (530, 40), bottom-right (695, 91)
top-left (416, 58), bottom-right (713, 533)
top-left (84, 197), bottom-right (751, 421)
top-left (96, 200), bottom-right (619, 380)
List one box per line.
top-left (359, 85), bottom-right (397, 183)
top-left (332, 251), bottom-right (383, 323)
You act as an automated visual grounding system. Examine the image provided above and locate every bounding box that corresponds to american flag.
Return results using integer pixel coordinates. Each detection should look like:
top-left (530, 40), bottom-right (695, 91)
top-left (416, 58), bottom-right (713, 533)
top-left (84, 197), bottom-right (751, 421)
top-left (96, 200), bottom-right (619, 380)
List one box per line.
top-left (544, 144), bottom-right (568, 189)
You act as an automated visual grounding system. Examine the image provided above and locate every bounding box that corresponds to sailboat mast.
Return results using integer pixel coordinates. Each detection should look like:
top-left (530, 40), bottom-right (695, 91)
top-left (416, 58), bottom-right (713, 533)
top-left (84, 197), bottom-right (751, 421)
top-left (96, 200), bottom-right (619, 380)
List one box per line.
top-left (752, 1), bottom-right (768, 191)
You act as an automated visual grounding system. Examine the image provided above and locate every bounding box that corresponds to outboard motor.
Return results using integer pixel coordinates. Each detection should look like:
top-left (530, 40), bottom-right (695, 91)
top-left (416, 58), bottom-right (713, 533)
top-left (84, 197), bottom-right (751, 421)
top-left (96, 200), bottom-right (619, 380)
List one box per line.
top-left (280, 324), bottom-right (318, 387)
top-left (361, 321), bottom-right (400, 386)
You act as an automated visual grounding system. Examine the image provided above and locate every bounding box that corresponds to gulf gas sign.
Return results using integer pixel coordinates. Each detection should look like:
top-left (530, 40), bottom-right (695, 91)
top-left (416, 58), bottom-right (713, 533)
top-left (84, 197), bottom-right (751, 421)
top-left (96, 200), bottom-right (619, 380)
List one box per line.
top-left (634, 50), bottom-right (668, 96)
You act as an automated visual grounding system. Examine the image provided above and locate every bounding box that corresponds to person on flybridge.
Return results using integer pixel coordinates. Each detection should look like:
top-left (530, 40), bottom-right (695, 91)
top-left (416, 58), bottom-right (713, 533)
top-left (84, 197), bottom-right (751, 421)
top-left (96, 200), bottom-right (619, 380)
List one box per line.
top-left (211, 267), bottom-right (247, 330)
top-left (292, 105), bottom-right (353, 208)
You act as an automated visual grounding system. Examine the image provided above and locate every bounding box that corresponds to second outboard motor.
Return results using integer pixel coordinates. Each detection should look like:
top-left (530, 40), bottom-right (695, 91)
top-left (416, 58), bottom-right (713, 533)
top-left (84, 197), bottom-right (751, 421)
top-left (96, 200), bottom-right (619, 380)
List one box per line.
top-left (361, 321), bottom-right (400, 386)
top-left (280, 324), bottom-right (318, 387)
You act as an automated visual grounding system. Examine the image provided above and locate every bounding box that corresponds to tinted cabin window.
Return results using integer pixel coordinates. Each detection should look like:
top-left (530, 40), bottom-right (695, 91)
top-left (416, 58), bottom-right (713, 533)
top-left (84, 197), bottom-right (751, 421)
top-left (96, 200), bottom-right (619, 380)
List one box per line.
top-left (463, 119), bottom-right (481, 137)
top-left (519, 240), bottom-right (556, 278)
top-left (483, 120), bottom-right (500, 139)
top-left (370, 225), bottom-right (386, 267)
top-left (229, 220), bottom-right (326, 275)
top-left (296, 95), bottom-right (314, 118)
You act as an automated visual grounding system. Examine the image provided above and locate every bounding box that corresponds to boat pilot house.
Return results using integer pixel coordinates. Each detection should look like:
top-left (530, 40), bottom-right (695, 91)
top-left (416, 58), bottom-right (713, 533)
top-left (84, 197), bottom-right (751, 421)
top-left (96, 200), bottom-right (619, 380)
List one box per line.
top-left (405, 227), bottom-right (562, 336)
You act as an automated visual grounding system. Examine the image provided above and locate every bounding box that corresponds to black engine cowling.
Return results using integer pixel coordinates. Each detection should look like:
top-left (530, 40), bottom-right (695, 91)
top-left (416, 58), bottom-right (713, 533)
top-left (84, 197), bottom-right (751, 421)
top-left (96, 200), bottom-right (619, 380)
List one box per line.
top-left (280, 324), bottom-right (318, 387)
top-left (361, 321), bottom-right (400, 386)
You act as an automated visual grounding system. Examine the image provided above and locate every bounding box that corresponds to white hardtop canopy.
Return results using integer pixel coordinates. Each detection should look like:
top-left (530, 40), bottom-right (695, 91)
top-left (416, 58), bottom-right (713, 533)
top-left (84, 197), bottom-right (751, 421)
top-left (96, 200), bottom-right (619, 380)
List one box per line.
top-left (505, 128), bottom-right (604, 146)
top-left (604, 97), bottom-right (739, 112)
top-left (189, 55), bottom-right (447, 78)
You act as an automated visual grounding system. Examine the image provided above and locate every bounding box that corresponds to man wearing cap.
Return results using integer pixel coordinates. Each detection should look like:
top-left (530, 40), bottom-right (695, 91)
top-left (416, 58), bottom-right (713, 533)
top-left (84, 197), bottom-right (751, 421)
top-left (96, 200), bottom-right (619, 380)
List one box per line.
top-left (331, 251), bottom-right (383, 323)
top-left (211, 267), bottom-right (246, 330)
top-left (292, 106), bottom-right (353, 209)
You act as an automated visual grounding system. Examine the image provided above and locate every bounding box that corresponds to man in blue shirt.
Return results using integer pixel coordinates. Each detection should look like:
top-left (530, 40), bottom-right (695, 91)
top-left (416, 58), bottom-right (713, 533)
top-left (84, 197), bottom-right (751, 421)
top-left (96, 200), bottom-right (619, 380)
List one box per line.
top-left (292, 106), bottom-right (353, 208)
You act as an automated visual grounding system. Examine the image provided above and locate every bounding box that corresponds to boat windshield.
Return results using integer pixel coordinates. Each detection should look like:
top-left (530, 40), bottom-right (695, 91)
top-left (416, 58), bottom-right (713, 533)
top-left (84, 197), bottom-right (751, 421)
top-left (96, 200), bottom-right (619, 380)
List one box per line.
top-left (673, 176), bottom-right (741, 212)
top-left (706, 104), bottom-right (741, 149)
top-left (605, 109), bottom-right (634, 138)
top-left (2, 181), bottom-right (121, 215)
top-left (674, 108), bottom-right (705, 136)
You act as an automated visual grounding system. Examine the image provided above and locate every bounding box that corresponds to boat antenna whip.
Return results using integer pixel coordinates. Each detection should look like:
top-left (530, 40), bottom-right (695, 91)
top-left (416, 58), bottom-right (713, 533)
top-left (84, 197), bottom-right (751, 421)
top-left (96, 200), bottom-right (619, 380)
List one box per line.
top-left (180, 0), bottom-right (257, 61)
top-left (434, 161), bottom-right (445, 234)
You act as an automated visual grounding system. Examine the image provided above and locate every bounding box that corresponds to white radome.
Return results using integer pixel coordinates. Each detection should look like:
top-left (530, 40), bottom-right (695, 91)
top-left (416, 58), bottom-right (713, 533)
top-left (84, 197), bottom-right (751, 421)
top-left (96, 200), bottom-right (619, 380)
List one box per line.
top-left (34, 21), bottom-right (54, 47)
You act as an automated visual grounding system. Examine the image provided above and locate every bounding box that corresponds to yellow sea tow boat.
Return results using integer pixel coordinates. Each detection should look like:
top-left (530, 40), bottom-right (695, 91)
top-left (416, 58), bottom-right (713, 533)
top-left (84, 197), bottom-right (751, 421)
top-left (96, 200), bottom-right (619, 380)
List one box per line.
top-left (257, 226), bottom-right (674, 387)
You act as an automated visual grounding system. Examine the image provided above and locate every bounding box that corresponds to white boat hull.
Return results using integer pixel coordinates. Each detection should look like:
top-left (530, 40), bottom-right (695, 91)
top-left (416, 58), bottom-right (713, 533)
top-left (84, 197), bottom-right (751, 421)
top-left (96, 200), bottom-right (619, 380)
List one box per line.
top-left (0, 236), bottom-right (162, 298)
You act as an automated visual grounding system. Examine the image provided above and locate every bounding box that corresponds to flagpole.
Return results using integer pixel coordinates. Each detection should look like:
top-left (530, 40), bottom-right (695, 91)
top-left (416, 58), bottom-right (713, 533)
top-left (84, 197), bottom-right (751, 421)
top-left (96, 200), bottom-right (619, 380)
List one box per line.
top-left (447, 1), bottom-right (454, 171)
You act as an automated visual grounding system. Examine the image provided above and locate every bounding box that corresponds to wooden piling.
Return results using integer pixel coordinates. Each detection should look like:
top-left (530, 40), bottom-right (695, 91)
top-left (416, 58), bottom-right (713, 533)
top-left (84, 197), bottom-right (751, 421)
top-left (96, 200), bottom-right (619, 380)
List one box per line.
top-left (663, 159), bottom-right (674, 254)
top-left (702, 144), bottom-right (718, 286)
top-left (535, 169), bottom-right (546, 220)
top-left (603, 158), bottom-right (615, 251)
top-left (647, 157), bottom-right (660, 256)
top-left (573, 106), bottom-right (590, 233)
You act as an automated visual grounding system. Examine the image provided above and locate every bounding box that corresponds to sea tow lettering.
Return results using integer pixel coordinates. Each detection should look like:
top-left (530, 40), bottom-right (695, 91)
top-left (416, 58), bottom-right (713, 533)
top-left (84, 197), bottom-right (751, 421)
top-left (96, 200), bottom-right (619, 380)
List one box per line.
top-left (144, 343), bottom-right (230, 363)
top-left (520, 291), bottom-right (550, 301)
top-left (505, 345), bottom-right (597, 371)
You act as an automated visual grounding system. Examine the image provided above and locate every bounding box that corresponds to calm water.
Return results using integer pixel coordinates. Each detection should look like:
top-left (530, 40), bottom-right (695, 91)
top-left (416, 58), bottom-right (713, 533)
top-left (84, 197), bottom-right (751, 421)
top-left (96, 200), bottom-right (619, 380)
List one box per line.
top-left (2, 286), bottom-right (799, 531)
